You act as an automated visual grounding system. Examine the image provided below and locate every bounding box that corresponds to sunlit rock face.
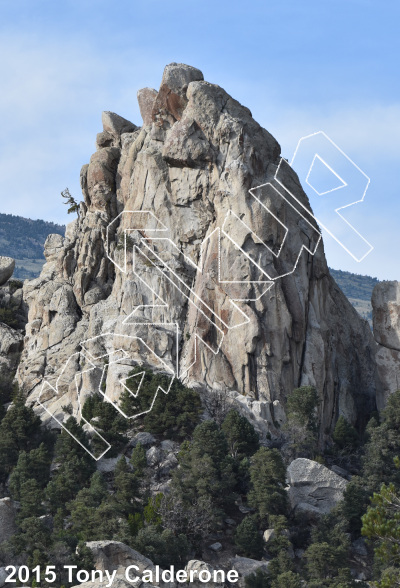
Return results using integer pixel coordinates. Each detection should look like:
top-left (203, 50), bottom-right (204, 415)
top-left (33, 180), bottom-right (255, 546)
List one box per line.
top-left (17, 63), bottom-right (379, 442)
top-left (372, 280), bottom-right (400, 409)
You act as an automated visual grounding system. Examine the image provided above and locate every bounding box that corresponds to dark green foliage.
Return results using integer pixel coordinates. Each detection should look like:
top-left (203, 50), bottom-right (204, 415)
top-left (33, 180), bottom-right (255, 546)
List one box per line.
top-left (284, 386), bottom-right (319, 459)
top-left (9, 444), bottom-right (51, 500)
top-left (133, 525), bottom-right (189, 568)
top-left (362, 391), bottom-right (400, 490)
top-left (143, 493), bottom-right (163, 526)
top-left (247, 448), bottom-right (288, 523)
top-left (172, 420), bottom-right (236, 510)
top-left (245, 569), bottom-right (270, 588)
top-left (10, 516), bottom-right (52, 559)
top-left (46, 417), bottom-right (96, 512)
top-left (304, 512), bottom-right (351, 585)
top-left (113, 457), bottom-right (139, 513)
top-left (122, 367), bottom-right (202, 440)
top-left (130, 442), bottom-right (147, 475)
top-left (222, 409), bottom-right (260, 458)
top-left (305, 542), bottom-right (347, 582)
top-left (271, 571), bottom-right (302, 588)
top-left (361, 478), bottom-right (400, 587)
top-left (286, 386), bottom-right (319, 432)
top-left (235, 516), bottom-right (264, 558)
top-left (81, 393), bottom-right (128, 456)
top-left (8, 279), bottom-right (23, 293)
top-left (0, 396), bottom-right (45, 481)
top-left (333, 416), bottom-right (359, 450)
top-left (18, 479), bottom-right (45, 519)
top-left (68, 472), bottom-right (110, 541)
top-left (338, 476), bottom-right (371, 536)
top-left (0, 307), bottom-right (18, 327)
top-left (128, 512), bottom-right (144, 536)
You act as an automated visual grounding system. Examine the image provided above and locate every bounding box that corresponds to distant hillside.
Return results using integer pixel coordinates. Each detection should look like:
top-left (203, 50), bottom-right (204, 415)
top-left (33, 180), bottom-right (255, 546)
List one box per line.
top-left (0, 213), bottom-right (65, 279)
top-left (329, 268), bottom-right (379, 301)
top-left (329, 267), bottom-right (379, 326)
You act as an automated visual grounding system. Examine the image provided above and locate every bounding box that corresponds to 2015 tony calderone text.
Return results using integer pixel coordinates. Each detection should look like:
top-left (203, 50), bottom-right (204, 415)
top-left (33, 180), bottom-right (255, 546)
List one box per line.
top-left (4, 564), bottom-right (239, 585)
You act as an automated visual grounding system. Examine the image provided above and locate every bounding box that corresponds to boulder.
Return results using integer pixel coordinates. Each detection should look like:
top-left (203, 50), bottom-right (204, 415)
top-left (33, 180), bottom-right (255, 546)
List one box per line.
top-left (184, 560), bottom-right (224, 588)
top-left (263, 528), bottom-right (275, 543)
top-left (130, 432), bottom-right (156, 448)
top-left (85, 540), bottom-right (153, 576)
top-left (0, 257), bottom-right (15, 286)
top-left (146, 445), bottom-right (163, 467)
top-left (0, 567), bottom-right (20, 588)
top-left (160, 63), bottom-right (204, 97)
top-left (231, 556), bottom-right (269, 586)
top-left (101, 112), bottom-right (137, 137)
top-left (97, 456), bottom-right (129, 473)
top-left (83, 541), bottom-right (174, 587)
top-left (287, 458), bottom-right (348, 515)
top-left (137, 88), bottom-right (158, 126)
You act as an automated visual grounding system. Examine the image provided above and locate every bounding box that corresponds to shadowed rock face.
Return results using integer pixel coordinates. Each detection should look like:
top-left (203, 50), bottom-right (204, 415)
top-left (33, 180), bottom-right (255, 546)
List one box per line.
top-left (372, 280), bottom-right (400, 409)
top-left (16, 63), bottom-right (380, 441)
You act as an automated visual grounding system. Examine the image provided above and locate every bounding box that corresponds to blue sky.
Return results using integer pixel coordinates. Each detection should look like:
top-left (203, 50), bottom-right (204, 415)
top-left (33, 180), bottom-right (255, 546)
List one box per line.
top-left (0, 0), bottom-right (399, 279)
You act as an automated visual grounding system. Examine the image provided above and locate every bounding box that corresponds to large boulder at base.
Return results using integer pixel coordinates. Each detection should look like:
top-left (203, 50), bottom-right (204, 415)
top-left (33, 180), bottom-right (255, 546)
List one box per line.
top-left (0, 498), bottom-right (17, 541)
top-left (287, 458), bottom-right (348, 515)
top-left (372, 281), bottom-right (400, 409)
top-left (84, 541), bottom-right (174, 587)
top-left (0, 257), bottom-right (15, 286)
top-left (231, 557), bottom-right (269, 587)
top-left (184, 561), bottom-right (225, 588)
top-left (72, 580), bottom-right (137, 588)
top-left (85, 541), bottom-right (153, 575)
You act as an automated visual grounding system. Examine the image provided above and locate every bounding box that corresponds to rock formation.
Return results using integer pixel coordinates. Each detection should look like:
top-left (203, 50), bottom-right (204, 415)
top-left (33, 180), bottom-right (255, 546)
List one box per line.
top-left (16, 63), bottom-right (380, 444)
top-left (372, 280), bottom-right (400, 408)
top-left (0, 498), bottom-right (17, 542)
top-left (0, 257), bottom-right (15, 287)
top-left (286, 458), bottom-right (348, 516)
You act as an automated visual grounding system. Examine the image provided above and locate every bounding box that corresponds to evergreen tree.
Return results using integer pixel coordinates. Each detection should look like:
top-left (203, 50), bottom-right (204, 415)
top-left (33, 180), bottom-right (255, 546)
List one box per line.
top-left (172, 420), bottom-right (236, 510)
top-left (133, 525), bottom-right (189, 568)
top-left (9, 443), bottom-right (51, 500)
top-left (222, 409), bottom-right (260, 458)
top-left (247, 448), bottom-right (288, 523)
top-left (0, 396), bottom-right (45, 481)
top-left (61, 188), bottom-right (79, 217)
top-left (46, 417), bottom-right (96, 512)
top-left (113, 457), bottom-right (139, 514)
top-left (283, 386), bottom-right (319, 459)
top-left (235, 516), bottom-right (264, 558)
top-left (121, 367), bottom-right (202, 440)
top-left (361, 473), bottom-right (400, 587)
top-left (333, 416), bottom-right (359, 450)
top-left (130, 442), bottom-right (147, 476)
top-left (362, 391), bottom-right (400, 490)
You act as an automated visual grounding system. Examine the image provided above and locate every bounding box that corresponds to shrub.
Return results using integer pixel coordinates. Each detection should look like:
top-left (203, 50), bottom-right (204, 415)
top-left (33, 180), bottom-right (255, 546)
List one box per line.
top-left (248, 448), bottom-right (288, 523)
top-left (333, 416), bottom-right (358, 450)
top-left (121, 367), bottom-right (202, 441)
top-left (235, 516), bottom-right (264, 558)
top-left (222, 409), bottom-right (260, 458)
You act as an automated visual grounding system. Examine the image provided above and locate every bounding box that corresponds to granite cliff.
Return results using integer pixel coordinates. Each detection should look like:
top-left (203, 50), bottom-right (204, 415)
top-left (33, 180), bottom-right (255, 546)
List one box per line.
top-left (15, 63), bottom-right (380, 442)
